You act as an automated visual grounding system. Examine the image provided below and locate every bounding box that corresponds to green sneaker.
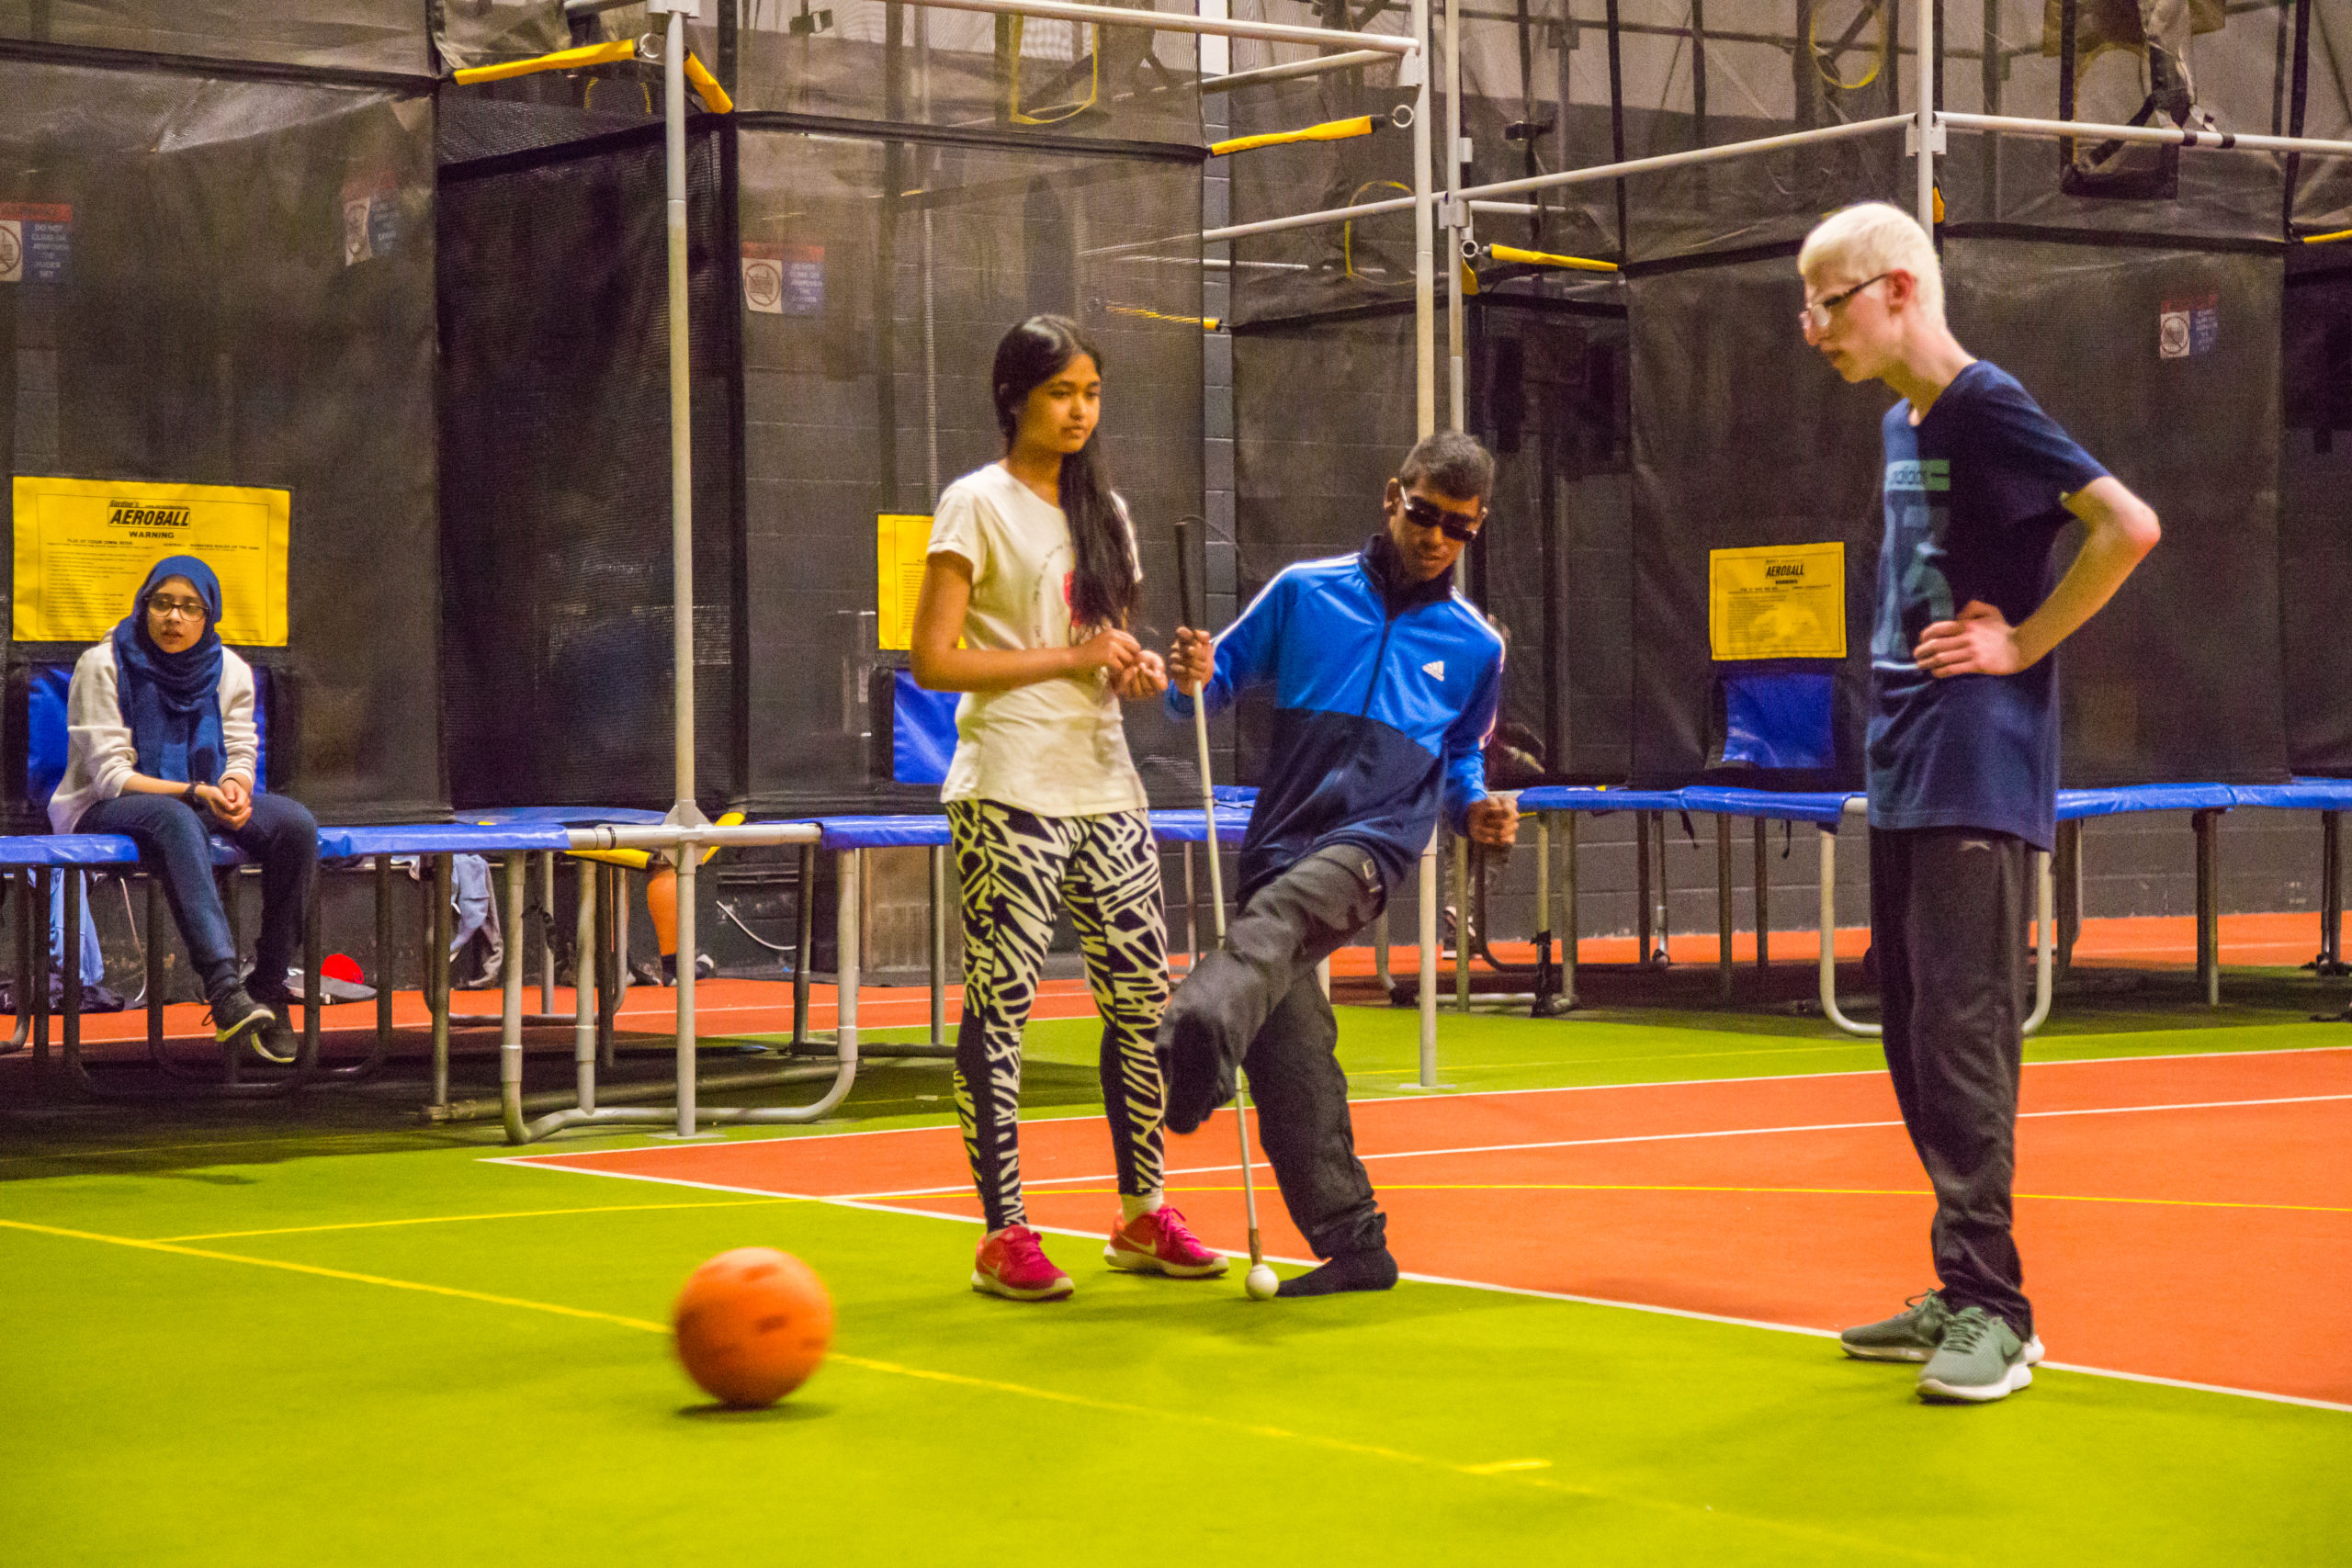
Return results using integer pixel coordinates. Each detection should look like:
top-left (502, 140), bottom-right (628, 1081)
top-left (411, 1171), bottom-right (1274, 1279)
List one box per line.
top-left (1839, 1291), bottom-right (1954, 1362)
top-left (1917, 1306), bottom-right (2035, 1404)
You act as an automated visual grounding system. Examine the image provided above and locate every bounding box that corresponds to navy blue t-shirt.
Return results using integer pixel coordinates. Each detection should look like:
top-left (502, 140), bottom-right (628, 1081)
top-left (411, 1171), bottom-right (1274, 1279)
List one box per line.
top-left (1868, 361), bottom-right (2109, 852)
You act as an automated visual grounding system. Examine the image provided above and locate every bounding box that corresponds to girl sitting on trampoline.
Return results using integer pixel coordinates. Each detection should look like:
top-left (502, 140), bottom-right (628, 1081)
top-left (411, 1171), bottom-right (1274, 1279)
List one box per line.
top-left (51, 556), bottom-right (319, 1063)
top-left (909, 314), bottom-right (1224, 1300)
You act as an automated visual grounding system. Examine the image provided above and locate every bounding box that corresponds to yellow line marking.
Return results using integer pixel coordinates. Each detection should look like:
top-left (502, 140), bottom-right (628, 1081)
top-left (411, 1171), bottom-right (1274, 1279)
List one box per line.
top-left (164, 1198), bottom-right (808, 1242)
top-left (0, 1214), bottom-right (1946, 1561)
top-left (0, 1218), bottom-right (669, 1335)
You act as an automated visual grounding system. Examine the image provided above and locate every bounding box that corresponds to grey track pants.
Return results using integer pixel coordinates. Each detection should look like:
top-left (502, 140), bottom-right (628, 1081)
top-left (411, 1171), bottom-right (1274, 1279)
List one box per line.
top-left (1870, 826), bottom-right (2034, 1337)
top-left (1159, 844), bottom-right (1389, 1258)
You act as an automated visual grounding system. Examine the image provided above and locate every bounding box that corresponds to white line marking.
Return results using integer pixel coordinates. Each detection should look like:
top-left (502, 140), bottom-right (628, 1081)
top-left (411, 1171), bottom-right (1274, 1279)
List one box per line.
top-left (496, 1158), bottom-right (2352, 1415)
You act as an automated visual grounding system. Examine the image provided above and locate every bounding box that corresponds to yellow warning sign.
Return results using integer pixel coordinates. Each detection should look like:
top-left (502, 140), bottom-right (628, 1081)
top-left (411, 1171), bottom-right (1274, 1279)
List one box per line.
top-left (1709, 542), bottom-right (1846, 661)
top-left (876, 513), bottom-right (934, 652)
top-left (12, 476), bottom-right (290, 646)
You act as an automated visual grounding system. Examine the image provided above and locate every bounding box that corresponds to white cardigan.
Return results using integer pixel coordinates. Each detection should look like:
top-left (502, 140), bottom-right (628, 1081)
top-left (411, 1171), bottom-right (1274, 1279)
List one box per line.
top-left (51, 641), bottom-right (260, 834)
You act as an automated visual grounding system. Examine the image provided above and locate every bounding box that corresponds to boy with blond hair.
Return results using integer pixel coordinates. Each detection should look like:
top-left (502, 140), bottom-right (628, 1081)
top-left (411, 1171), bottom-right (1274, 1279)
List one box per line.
top-left (1798, 203), bottom-right (2161, 1401)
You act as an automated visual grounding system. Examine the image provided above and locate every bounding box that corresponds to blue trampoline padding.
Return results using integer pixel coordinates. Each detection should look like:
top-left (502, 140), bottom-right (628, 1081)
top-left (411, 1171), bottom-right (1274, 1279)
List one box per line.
top-left (317, 822), bottom-right (581, 857)
top-left (2055, 784), bottom-right (2240, 821)
top-left (808, 814), bottom-right (956, 850)
top-left (0, 833), bottom-right (246, 868)
top-left (1515, 786), bottom-right (1692, 815)
top-left (891, 672), bottom-right (959, 787)
top-left (1719, 672), bottom-right (1836, 772)
top-left (466, 806), bottom-right (670, 826)
top-left (1679, 785), bottom-right (1855, 826)
top-left (1148, 807), bottom-right (1251, 846)
top-left (2233, 779), bottom-right (2352, 811)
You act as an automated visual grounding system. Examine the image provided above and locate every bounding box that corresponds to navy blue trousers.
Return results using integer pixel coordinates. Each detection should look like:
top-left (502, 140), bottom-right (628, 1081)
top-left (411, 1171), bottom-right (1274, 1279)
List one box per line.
top-left (76, 791), bottom-right (318, 1002)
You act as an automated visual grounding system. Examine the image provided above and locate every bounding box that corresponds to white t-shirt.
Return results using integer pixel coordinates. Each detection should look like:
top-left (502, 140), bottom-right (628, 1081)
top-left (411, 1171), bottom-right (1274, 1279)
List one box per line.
top-left (927, 462), bottom-right (1148, 818)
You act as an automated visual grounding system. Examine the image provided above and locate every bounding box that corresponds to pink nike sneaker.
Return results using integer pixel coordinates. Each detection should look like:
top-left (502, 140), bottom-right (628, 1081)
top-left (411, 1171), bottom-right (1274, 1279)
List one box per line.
top-left (972, 1225), bottom-right (1074, 1301)
top-left (1103, 1204), bottom-right (1230, 1278)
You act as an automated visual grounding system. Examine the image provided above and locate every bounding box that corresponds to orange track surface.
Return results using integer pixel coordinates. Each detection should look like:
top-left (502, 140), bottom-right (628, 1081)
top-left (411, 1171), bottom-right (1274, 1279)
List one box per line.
top-left (515, 1048), bottom-right (2352, 1405)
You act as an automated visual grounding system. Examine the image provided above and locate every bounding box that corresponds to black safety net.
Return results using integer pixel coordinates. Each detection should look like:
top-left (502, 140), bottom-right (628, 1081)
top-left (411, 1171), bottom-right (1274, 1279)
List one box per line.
top-left (735, 122), bottom-right (1205, 815)
top-left (2280, 253), bottom-right (2352, 774)
top-left (4, 1), bottom-right (429, 76)
top-left (437, 123), bottom-right (741, 811)
top-left (1, 55), bottom-right (444, 826)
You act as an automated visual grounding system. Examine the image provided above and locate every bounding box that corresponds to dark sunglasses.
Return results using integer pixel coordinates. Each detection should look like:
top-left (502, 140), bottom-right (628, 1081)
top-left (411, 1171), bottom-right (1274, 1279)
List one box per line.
top-left (1400, 494), bottom-right (1482, 544)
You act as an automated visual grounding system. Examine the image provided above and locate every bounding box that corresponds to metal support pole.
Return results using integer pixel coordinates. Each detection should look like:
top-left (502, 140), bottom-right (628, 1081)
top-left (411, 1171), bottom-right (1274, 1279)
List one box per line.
top-left (500, 853), bottom-right (526, 1138)
top-left (2323, 810), bottom-right (2344, 970)
top-left (146, 877), bottom-right (165, 1058)
top-left (539, 851), bottom-right (557, 1018)
top-left (1374, 903), bottom-right (1391, 990)
top-left (1561, 811), bottom-right (1577, 1004)
top-left (1182, 841), bottom-right (1199, 969)
top-left (1442, 0), bottom-right (1465, 430)
top-left (302, 883), bottom-right (323, 1068)
top-left (1916, 0), bottom-right (1937, 229)
top-left (1817, 827), bottom-right (1881, 1036)
top-left (838, 848), bottom-right (862, 1066)
top-left (1452, 834), bottom-right (1470, 1011)
top-left (1752, 818), bottom-right (1770, 971)
top-left (1418, 830), bottom-right (1439, 1086)
top-left (430, 853), bottom-right (452, 1109)
top-left (1652, 812), bottom-right (1671, 964)
top-left (1535, 811), bottom-right (1551, 935)
top-left (575, 858), bottom-right (598, 1112)
top-left (674, 846), bottom-right (700, 1136)
top-left (928, 842), bottom-right (948, 1048)
top-left (1411, 0), bottom-right (1437, 434)
top-left (1634, 810), bottom-right (1654, 965)
top-left (1715, 814), bottom-right (1734, 1000)
top-left (2025, 849), bottom-right (2054, 1036)
top-left (599, 864), bottom-right (619, 1069)
top-left (794, 841), bottom-right (815, 1048)
top-left (375, 855), bottom-right (394, 1054)
top-left (2195, 808), bottom-right (2221, 1007)
top-left (33, 869), bottom-right (51, 1063)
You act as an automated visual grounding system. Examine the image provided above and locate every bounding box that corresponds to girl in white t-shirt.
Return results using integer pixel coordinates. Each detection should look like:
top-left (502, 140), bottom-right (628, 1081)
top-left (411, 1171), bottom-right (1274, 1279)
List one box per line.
top-left (910, 314), bottom-right (1225, 1301)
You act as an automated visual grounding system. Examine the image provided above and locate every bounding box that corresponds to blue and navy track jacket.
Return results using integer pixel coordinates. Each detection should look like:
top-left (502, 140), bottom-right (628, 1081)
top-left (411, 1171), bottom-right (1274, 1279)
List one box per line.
top-left (1169, 535), bottom-right (1504, 903)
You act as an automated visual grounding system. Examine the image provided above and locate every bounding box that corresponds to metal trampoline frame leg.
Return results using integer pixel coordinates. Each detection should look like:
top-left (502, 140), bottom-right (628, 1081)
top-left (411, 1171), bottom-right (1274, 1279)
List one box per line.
top-left (1817, 827), bottom-right (2054, 1039)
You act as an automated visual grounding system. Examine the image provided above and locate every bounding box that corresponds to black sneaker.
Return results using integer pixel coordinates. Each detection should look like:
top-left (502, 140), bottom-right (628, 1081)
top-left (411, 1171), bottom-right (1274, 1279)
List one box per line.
top-left (209, 986), bottom-right (283, 1061)
top-left (245, 987), bottom-right (301, 1066)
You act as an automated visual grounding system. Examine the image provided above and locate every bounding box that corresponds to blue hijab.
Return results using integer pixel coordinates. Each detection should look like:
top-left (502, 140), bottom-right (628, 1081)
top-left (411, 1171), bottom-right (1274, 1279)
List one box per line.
top-left (111, 556), bottom-right (227, 785)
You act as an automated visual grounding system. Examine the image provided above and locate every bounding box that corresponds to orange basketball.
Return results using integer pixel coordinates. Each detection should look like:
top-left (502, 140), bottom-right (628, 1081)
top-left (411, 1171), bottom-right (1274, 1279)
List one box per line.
top-left (672, 1247), bottom-right (834, 1407)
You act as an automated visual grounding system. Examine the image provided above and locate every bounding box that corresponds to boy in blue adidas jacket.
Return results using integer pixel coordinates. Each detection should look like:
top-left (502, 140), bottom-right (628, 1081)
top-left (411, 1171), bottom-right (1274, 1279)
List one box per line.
top-left (1162, 430), bottom-right (1519, 1298)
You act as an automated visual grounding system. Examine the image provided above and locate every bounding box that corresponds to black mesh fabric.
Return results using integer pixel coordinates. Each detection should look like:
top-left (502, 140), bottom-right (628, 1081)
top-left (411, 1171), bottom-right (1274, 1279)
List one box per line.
top-left (3, 0), bottom-right (428, 75)
top-left (2280, 256), bottom-right (2352, 774)
top-left (735, 124), bottom-right (1204, 814)
top-left (1626, 239), bottom-right (2290, 792)
top-left (1229, 296), bottom-right (1627, 785)
top-left (0, 57), bottom-right (443, 825)
top-left (1626, 253), bottom-right (1881, 789)
top-left (437, 123), bottom-right (741, 811)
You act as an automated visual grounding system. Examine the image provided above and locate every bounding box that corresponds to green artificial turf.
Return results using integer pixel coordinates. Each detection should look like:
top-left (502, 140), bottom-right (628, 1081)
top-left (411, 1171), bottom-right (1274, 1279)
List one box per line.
top-left (2, 991), bottom-right (2346, 1563)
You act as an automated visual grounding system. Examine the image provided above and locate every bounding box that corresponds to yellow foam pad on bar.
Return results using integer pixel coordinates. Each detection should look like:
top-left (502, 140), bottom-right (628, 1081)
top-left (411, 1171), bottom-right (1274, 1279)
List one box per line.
top-left (2308, 227), bottom-right (2352, 246)
top-left (1210, 116), bottom-right (1374, 156)
top-left (568, 812), bottom-right (746, 872)
top-left (453, 38), bottom-right (637, 85)
top-left (1486, 243), bottom-right (1619, 274)
top-left (684, 52), bottom-right (734, 114)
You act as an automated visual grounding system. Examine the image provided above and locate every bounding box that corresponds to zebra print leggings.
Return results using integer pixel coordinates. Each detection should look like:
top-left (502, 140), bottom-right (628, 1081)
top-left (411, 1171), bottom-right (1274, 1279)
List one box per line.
top-left (947, 798), bottom-right (1170, 1234)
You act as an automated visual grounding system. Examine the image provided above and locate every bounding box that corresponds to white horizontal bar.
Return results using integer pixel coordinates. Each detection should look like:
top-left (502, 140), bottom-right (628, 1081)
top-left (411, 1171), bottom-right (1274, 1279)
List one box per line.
top-left (1203, 47), bottom-right (1397, 92)
top-left (1941, 111), bottom-right (2352, 161)
top-left (1082, 192), bottom-right (1412, 258)
top-left (889, 0), bottom-right (1416, 53)
top-left (565, 823), bottom-right (822, 851)
top-left (1470, 200), bottom-right (1541, 215)
top-left (1457, 114), bottom-right (1912, 203)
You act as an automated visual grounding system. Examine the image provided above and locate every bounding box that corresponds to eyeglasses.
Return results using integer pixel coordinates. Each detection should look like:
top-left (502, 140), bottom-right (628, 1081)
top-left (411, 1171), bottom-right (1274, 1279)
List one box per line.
top-left (1796, 271), bottom-right (1891, 335)
top-left (1400, 494), bottom-right (1483, 544)
top-left (145, 594), bottom-right (209, 622)
top-left (1799, 271), bottom-right (1893, 333)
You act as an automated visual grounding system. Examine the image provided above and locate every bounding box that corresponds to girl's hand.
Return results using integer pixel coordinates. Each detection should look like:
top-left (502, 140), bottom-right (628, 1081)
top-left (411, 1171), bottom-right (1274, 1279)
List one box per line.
top-left (1115, 649), bottom-right (1169, 702)
top-left (1070, 626), bottom-right (1143, 681)
top-left (193, 783), bottom-right (252, 830)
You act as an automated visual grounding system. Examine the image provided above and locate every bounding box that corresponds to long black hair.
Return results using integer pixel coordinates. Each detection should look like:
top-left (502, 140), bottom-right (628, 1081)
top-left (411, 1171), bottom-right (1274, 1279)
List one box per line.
top-left (991, 314), bottom-right (1136, 631)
